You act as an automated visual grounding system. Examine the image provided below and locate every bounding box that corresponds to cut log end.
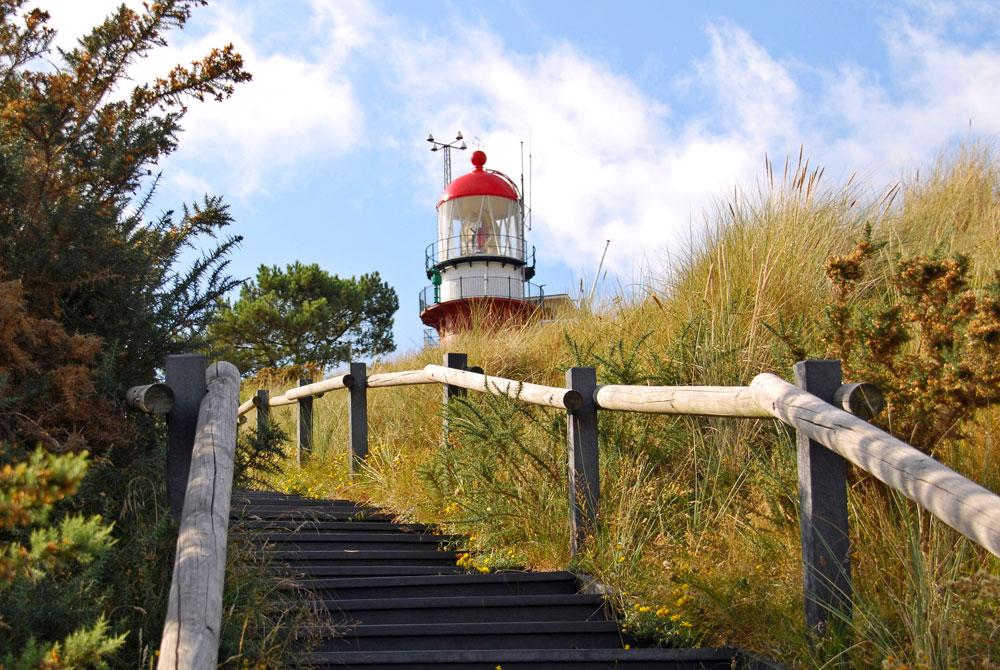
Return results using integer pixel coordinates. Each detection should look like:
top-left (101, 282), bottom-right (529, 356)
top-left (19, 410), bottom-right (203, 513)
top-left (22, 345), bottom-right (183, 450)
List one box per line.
top-left (126, 383), bottom-right (175, 415)
top-left (833, 382), bottom-right (885, 420)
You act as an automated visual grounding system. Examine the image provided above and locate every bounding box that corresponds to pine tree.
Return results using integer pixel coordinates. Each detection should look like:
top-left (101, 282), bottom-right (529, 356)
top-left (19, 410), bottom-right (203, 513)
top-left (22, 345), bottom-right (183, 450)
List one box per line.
top-left (209, 263), bottom-right (399, 376)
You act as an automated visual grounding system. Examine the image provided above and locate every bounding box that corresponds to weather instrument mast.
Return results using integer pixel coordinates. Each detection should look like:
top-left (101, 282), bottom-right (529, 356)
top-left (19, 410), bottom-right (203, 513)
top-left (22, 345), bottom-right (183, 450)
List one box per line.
top-left (427, 131), bottom-right (467, 187)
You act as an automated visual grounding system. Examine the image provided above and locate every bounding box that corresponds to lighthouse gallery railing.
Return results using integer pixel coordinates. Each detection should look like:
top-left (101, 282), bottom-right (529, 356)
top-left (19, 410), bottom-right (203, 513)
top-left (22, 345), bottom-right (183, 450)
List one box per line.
top-left (425, 234), bottom-right (535, 273)
top-left (418, 276), bottom-right (546, 312)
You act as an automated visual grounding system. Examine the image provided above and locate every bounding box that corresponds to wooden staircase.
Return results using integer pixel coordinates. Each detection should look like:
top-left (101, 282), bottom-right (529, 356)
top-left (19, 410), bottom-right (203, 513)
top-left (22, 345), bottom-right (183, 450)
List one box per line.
top-left (232, 490), bottom-right (774, 669)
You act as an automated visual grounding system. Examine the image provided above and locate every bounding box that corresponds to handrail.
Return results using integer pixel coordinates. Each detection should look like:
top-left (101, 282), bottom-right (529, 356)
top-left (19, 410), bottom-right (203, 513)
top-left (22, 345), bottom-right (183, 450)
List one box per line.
top-left (594, 384), bottom-right (770, 418)
top-left (158, 361), bottom-right (240, 670)
top-left (422, 364), bottom-right (581, 410)
top-left (285, 373), bottom-right (353, 401)
top-left (368, 369), bottom-right (433, 387)
top-left (236, 362), bottom-right (1000, 559)
top-left (239, 366), bottom-right (577, 411)
top-left (750, 372), bottom-right (1000, 557)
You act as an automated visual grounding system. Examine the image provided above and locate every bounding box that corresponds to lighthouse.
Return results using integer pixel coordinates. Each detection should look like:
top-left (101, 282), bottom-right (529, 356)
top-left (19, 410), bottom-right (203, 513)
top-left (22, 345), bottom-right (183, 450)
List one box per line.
top-left (419, 149), bottom-right (543, 343)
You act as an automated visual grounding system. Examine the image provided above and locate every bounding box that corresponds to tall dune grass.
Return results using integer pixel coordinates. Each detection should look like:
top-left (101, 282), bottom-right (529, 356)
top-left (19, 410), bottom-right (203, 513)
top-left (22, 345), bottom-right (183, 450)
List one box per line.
top-left (244, 145), bottom-right (1000, 668)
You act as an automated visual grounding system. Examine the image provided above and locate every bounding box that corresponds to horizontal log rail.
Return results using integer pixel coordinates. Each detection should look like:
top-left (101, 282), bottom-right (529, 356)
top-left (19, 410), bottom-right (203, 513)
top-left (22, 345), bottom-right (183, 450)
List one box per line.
top-left (237, 365), bottom-right (579, 411)
top-left (126, 382), bottom-right (175, 415)
top-left (422, 364), bottom-right (581, 410)
top-left (368, 369), bottom-right (433, 387)
top-left (593, 384), bottom-right (770, 417)
top-left (750, 372), bottom-right (1000, 558)
top-left (286, 373), bottom-right (354, 401)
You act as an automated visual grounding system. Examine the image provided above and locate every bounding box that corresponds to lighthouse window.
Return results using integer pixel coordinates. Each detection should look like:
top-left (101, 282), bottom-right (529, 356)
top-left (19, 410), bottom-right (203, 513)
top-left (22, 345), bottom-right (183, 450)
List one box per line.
top-left (437, 196), bottom-right (523, 262)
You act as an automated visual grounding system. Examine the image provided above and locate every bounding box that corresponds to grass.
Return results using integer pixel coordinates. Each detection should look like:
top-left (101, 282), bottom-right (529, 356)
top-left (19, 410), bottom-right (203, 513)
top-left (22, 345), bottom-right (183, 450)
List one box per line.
top-left (242, 143), bottom-right (1000, 668)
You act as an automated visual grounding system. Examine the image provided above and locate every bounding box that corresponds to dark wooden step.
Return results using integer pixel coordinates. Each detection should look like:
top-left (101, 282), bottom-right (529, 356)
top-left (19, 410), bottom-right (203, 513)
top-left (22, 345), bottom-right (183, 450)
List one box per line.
top-left (300, 647), bottom-right (744, 669)
top-left (316, 594), bottom-right (608, 625)
top-left (287, 571), bottom-right (577, 599)
top-left (233, 519), bottom-right (432, 532)
top-left (232, 502), bottom-right (381, 513)
top-left (308, 620), bottom-right (623, 652)
top-left (229, 507), bottom-right (393, 523)
top-left (271, 565), bottom-right (469, 578)
top-left (230, 498), bottom-right (383, 512)
top-left (266, 549), bottom-right (461, 565)
top-left (249, 532), bottom-right (456, 552)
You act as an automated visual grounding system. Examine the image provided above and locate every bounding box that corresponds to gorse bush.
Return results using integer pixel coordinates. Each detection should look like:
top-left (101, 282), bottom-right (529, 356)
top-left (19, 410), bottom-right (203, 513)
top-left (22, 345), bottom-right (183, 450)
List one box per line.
top-left (824, 235), bottom-right (1000, 454)
top-left (0, 1), bottom-right (263, 665)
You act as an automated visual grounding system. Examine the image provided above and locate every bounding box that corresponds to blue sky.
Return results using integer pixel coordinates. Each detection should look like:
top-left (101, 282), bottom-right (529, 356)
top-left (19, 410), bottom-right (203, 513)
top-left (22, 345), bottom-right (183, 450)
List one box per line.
top-left (43, 0), bottom-right (1000, 356)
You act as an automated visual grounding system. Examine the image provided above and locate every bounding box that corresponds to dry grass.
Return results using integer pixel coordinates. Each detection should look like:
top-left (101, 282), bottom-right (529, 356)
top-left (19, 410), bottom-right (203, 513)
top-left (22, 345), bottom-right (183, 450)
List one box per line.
top-left (242, 144), bottom-right (1000, 668)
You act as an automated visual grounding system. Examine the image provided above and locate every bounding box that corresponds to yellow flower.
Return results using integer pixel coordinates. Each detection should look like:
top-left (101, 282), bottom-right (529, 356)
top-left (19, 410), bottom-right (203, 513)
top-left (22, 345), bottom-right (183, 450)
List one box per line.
top-left (637, 605), bottom-right (651, 613)
top-left (655, 607), bottom-right (669, 617)
top-left (624, 644), bottom-right (631, 650)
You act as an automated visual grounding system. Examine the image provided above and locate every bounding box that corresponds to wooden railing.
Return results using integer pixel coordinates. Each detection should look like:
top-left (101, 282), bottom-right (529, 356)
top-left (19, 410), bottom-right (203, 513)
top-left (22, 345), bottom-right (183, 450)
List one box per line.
top-left (136, 357), bottom-right (240, 670)
top-left (239, 354), bottom-right (1000, 636)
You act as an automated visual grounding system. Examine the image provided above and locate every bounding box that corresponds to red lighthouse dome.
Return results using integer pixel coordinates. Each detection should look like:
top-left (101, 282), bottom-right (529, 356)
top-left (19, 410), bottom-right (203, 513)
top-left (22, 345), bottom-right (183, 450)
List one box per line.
top-left (438, 151), bottom-right (519, 205)
top-left (420, 145), bottom-right (541, 345)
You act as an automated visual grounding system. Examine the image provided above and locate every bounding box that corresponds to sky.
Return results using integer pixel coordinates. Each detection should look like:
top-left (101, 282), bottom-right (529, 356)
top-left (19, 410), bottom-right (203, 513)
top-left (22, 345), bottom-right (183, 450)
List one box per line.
top-left (38, 0), bottom-right (1000, 355)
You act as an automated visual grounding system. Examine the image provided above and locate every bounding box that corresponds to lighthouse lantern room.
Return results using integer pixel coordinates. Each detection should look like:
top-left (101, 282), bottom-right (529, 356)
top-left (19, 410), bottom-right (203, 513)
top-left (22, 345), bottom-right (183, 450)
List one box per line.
top-left (420, 149), bottom-right (541, 342)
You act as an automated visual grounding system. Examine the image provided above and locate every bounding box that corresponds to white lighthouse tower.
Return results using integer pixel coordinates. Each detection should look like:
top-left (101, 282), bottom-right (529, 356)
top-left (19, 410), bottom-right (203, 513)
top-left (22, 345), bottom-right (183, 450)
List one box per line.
top-left (419, 149), bottom-right (542, 342)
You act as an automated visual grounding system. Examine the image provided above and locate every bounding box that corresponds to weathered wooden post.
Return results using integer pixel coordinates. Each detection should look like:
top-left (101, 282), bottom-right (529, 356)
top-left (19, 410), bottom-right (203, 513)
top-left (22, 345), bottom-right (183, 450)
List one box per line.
top-left (348, 362), bottom-right (368, 472)
top-left (794, 359), bottom-right (852, 634)
top-left (443, 352), bottom-right (468, 400)
top-left (165, 354), bottom-right (207, 522)
top-left (442, 352), bottom-right (468, 445)
top-left (296, 377), bottom-right (313, 466)
top-left (255, 389), bottom-right (270, 440)
top-left (566, 366), bottom-right (599, 558)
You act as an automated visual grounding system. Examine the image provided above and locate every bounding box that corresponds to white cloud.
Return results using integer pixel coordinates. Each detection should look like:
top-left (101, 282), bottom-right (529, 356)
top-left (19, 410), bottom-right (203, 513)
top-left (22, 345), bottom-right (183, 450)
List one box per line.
top-left (146, 2), bottom-right (365, 198)
top-left (822, 13), bottom-right (1000, 174)
top-left (696, 22), bottom-right (801, 144)
top-left (38, 0), bottom-right (367, 199)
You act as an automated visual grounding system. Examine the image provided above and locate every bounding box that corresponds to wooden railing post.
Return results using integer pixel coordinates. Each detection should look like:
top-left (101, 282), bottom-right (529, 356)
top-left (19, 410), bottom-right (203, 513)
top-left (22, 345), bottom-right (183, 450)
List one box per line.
top-left (296, 377), bottom-right (313, 466)
top-left (794, 359), bottom-right (852, 635)
top-left (443, 352), bottom-right (468, 400)
top-left (348, 362), bottom-right (368, 472)
top-left (165, 353), bottom-right (207, 522)
top-left (566, 366), bottom-right (599, 558)
top-left (255, 389), bottom-right (270, 440)
top-left (442, 352), bottom-right (468, 445)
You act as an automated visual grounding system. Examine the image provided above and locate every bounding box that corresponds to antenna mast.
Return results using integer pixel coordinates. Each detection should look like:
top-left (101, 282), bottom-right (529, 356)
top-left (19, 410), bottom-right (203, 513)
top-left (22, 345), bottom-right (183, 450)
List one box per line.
top-left (587, 240), bottom-right (611, 305)
top-left (427, 131), bottom-right (467, 187)
top-left (528, 131), bottom-right (533, 231)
